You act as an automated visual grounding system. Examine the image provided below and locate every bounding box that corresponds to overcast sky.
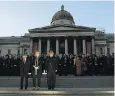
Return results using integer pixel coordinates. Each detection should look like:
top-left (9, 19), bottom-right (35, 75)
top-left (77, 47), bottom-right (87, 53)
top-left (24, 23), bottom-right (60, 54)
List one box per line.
top-left (0, 1), bottom-right (114, 37)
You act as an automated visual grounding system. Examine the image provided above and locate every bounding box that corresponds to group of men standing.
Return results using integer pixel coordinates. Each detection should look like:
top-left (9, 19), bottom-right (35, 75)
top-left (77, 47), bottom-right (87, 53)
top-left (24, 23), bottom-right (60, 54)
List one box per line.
top-left (20, 49), bottom-right (58, 90)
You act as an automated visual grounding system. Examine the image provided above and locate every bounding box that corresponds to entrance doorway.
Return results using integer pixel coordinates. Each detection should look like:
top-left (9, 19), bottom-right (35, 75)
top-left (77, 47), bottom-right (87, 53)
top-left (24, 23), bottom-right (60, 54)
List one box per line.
top-left (41, 38), bottom-right (47, 54)
top-left (50, 37), bottom-right (56, 53)
top-left (68, 37), bottom-right (74, 54)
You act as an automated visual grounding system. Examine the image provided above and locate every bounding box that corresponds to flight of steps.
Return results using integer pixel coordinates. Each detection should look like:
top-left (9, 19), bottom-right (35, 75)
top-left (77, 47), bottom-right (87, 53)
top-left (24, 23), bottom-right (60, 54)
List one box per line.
top-left (0, 75), bottom-right (114, 96)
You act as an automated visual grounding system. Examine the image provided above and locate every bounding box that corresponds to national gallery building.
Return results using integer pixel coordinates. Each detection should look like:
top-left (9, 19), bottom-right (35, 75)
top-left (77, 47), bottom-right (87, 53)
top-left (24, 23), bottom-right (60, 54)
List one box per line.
top-left (0, 5), bottom-right (114, 56)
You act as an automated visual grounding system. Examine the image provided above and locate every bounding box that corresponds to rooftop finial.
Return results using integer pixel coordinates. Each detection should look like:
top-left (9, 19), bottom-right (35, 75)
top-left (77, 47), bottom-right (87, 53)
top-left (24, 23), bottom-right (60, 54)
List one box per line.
top-left (61, 5), bottom-right (64, 10)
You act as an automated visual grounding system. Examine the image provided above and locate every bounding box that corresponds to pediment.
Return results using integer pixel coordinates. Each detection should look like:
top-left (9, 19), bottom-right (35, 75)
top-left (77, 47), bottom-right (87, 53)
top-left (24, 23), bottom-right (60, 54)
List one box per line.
top-left (42, 26), bottom-right (78, 31)
top-left (29, 25), bottom-right (95, 33)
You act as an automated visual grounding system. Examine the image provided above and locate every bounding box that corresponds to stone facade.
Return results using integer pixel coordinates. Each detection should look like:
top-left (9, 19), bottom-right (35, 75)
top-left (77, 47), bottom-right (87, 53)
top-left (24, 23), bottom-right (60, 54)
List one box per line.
top-left (0, 6), bottom-right (114, 56)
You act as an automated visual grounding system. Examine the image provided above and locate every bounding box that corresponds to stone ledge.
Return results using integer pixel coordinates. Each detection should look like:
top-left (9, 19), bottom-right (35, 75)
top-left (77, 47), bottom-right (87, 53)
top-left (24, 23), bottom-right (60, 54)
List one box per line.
top-left (0, 88), bottom-right (114, 95)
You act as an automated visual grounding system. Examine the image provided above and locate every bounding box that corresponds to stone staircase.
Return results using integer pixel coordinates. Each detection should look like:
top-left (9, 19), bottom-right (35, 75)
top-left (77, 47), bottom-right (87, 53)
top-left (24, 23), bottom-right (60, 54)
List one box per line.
top-left (0, 75), bottom-right (114, 88)
top-left (0, 75), bottom-right (114, 96)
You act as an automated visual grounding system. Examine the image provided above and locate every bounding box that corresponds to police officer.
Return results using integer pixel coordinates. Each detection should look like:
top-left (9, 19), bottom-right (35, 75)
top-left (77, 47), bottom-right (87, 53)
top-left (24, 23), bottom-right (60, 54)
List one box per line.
top-left (45, 49), bottom-right (58, 90)
top-left (20, 55), bottom-right (30, 90)
top-left (31, 51), bottom-right (43, 90)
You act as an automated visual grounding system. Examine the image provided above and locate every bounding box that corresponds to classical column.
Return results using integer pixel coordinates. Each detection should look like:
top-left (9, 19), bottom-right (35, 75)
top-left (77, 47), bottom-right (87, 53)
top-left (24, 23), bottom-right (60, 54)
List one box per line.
top-left (47, 38), bottom-right (50, 55)
top-left (74, 37), bottom-right (77, 54)
top-left (82, 38), bottom-right (86, 54)
top-left (92, 37), bottom-right (95, 54)
top-left (29, 38), bottom-right (33, 54)
top-left (65, 37), bottom-right (68, 54)
top-left (56, 37), bottom-right (59, 55)
top-left (38, 38), bottom-right (41, 54)
top-left (104, 45), bottom-right (107, 56)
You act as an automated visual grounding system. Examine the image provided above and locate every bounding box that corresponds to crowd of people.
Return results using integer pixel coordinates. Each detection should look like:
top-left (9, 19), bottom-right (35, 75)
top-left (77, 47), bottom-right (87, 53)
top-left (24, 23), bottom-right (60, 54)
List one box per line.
top-left (0, 53), bottom-right (114, 76)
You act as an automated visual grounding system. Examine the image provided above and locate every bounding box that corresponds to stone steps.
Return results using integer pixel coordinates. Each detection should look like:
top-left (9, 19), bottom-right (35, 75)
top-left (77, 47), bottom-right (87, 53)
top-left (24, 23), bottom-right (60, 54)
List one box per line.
top-left (0, 76), bottom-right (114, 88)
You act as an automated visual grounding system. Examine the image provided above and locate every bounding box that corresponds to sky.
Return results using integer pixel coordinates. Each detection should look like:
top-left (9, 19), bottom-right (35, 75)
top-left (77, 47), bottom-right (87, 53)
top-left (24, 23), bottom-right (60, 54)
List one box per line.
top-left (0, 1), bottom-right (114, 37)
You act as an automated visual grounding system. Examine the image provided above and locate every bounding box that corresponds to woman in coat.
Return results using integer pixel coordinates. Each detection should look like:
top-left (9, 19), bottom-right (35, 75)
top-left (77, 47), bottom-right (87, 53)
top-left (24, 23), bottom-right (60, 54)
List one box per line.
top-left (73, 54), bottom-right (81, 76)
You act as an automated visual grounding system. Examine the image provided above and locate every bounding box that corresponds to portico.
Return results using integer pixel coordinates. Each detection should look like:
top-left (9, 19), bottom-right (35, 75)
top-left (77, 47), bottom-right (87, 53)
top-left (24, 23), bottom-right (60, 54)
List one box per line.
top-left (30, 35), bottom-right (95, 55)
top-left (28, 5), bottom-right (96, 55)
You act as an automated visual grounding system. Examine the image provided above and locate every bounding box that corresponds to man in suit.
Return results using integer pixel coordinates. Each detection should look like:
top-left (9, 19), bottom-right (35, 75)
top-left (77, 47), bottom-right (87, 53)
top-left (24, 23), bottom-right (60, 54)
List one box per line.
top-left (45, 49), bottom-right (58, 90)
top-left (31, 51), bottom-right (43, 90)
top-left (20, 55), bottom-right (30, 90)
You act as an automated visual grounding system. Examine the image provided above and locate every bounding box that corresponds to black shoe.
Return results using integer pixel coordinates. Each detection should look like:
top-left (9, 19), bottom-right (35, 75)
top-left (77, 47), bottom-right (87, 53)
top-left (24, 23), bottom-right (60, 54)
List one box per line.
top-left (48, 87), bottom-right (51, 90)
top-left (52, 87), bottom-right (55, 90)
top-left (25, 87), bottom-right (27, 90)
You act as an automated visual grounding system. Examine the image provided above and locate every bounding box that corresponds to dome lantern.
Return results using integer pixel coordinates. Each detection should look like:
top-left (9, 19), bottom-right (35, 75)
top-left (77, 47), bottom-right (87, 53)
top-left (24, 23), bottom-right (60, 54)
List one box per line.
top-left (61, 5), bottom-right (64, 11)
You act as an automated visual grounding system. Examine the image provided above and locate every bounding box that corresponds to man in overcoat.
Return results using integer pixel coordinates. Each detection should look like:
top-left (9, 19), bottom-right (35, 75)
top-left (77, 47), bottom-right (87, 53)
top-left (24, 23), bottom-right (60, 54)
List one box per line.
top-left (20, 55), bottom-right (30, 90)
top-left (31, 51), bottom-right (43, 90)
top-left (45, 49), bottom-right (58, 90)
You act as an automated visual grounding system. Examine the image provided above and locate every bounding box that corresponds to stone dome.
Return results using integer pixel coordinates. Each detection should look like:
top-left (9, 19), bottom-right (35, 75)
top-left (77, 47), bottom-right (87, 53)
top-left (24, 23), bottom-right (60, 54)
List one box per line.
top-left (51, 5), bottom-right (75, 24)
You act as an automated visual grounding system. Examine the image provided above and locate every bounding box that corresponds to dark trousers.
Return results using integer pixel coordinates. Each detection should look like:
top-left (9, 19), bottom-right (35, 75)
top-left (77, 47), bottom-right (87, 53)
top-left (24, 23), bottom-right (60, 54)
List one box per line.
top-left (47, 72), bottom-right (56, 88)
top-left (20, 76), bottom-right (28, 89)
top-left (73, 66), bottom-right (76, 76)
top-left (63, 65), bottom-right (68, 76)
top-left (32, 72), bottom-right (41, 87)
top-left (58, 66), bottom-right (63, 76)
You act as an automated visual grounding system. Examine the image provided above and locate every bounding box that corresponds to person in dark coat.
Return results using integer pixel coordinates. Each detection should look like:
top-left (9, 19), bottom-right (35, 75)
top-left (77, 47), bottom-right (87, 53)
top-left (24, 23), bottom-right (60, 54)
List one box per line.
top-left (98, 55), bottom-right (103, 75)
top-left (41, 54), bottom-right (45, 73)
top-left (0, 56), bottom-right (4, 76)
top-left (31, 51), bottom-right (43, 90)
top-left (10, 55), bottom-right (14, 76)
top-left (63, 54), bottom-right (68, 76)
top-left (17, 55), bottom-right (21, 76)
top-left (58, 54), bottom-right (64, 76)
top-left (45, 49), bottom-right (58, 90)
top-left (4, 55), bottom-right (10, 76)
top-left (81, 54), bottom-right (87, 76)
top-left (110, 53), bottom-right (114, 75)
top-left (90, 54), bottom-right (96, 76)
top-left (68, 54), bottom-right (74, 74)
top-left (20, 55), bottom-right (30, 90)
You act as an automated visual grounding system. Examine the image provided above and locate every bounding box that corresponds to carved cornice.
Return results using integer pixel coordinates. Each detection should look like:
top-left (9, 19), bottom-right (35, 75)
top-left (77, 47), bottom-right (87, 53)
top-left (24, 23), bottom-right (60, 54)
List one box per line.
top-left (30, 32), bottom-right (94, 37)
